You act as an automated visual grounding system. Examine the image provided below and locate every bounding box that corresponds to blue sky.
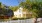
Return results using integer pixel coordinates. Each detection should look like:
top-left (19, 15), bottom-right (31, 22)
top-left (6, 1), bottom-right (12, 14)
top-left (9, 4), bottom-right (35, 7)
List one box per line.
top-left (0, 0), bottom-right (41, 6)
top-left (0, 0), bottom-right (19, 6)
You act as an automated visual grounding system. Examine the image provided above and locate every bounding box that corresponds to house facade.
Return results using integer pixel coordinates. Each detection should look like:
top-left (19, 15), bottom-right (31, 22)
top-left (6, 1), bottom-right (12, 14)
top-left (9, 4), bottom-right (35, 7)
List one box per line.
top-left (12, 7), bottom-right (32, 18)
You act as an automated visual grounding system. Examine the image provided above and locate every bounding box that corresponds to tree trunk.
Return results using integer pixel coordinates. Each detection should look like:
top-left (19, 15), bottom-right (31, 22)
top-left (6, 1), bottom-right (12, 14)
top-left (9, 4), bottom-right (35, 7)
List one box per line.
top-left (34, 18), bottom-right (37, 23)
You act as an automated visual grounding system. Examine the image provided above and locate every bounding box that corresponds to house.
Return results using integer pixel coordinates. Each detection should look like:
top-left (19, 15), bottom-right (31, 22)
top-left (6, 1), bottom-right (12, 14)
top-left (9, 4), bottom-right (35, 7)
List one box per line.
top-left (12, 7), bottom-right (32, 19)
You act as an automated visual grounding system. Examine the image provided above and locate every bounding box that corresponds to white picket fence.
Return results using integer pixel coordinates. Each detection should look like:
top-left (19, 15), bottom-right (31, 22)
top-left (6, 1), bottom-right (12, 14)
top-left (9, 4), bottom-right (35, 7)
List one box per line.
top-left (0, 19), bottom-right (34, 23)
top-left (0, 18), bottom-right (42, 23)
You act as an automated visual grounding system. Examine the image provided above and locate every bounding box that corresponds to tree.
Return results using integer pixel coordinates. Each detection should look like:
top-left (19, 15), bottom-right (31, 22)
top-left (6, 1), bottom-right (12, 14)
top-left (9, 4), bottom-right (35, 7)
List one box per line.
top-left (9, 6), bottom-right (19, 11)
top-left (0, 2), bottom-right (2, 8)
top-left (19, 0), bottom-right (42, 23)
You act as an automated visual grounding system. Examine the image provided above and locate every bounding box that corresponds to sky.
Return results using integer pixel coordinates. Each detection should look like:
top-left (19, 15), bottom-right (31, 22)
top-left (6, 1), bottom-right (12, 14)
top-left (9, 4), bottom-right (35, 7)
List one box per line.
top-left (0, 0), bottom-right (42, 6)
top-left (0, 0), bottom-right (19, 6)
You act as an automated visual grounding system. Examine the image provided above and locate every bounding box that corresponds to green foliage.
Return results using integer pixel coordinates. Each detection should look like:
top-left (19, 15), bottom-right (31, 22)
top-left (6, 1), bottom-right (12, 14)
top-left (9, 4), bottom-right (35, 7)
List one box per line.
top-left (0, 2), bottom-right (1, 5)
top-left (9, 6), bottom-right (19, 11)
top-left (0, 2), bottom-right (1, 6)
top-left (19, 0), bottom-right (42, 18)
